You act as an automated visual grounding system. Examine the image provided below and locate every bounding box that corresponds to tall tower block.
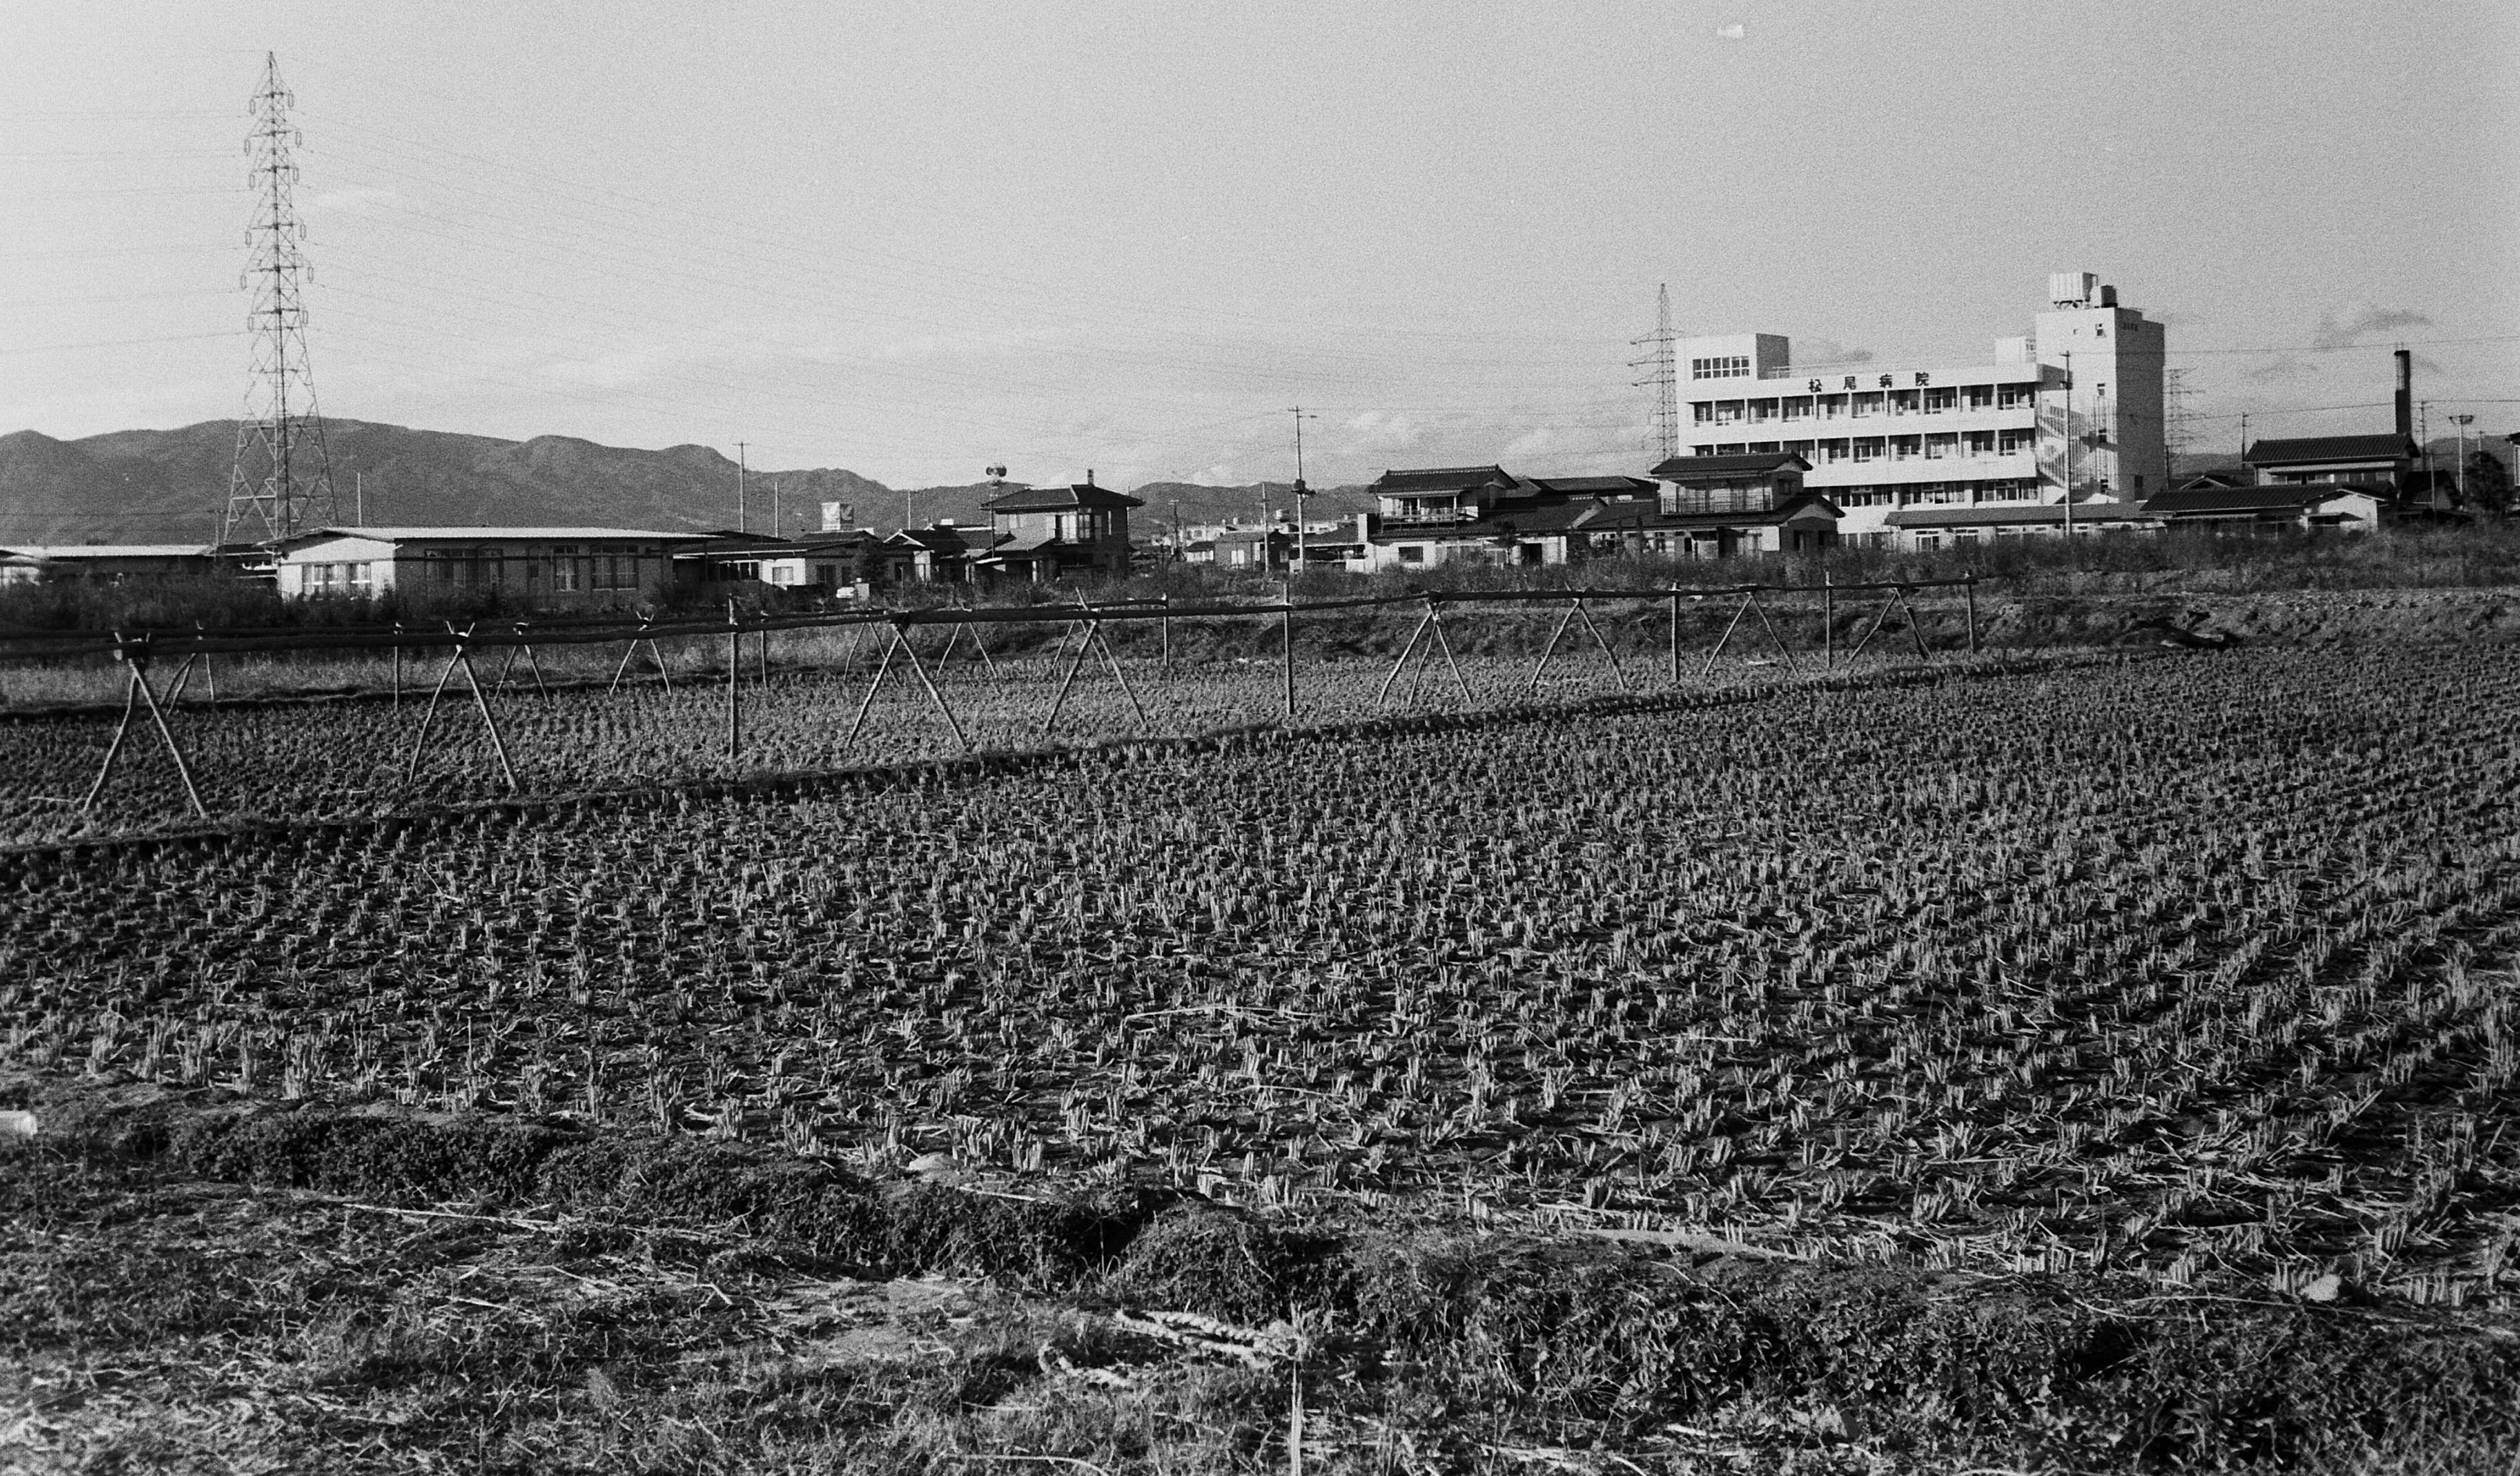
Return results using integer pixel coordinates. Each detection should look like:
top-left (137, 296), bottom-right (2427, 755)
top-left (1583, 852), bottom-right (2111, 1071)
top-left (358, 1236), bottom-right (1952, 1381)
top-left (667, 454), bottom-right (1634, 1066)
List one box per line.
top-left (2034, 272), bottom-right (2167, 503)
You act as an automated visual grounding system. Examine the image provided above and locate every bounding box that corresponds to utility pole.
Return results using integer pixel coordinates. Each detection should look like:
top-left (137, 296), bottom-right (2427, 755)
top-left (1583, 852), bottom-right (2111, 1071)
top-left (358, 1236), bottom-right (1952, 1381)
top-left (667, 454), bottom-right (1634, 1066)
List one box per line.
top-left (736, 441), bottom-right (749, 534)
top-left (2449, 413), bottom-right (2477, 506)
top-left (221, 52), bottom-right (337, 548)
top-left (1288, 406), bottom-right (1318, 596)
top-left (355, 471), bottom-right (363, 524)
top-left (1630, 284), bottom-right (1679, 462)
top-left (772, 476), bottom-right (782, 540)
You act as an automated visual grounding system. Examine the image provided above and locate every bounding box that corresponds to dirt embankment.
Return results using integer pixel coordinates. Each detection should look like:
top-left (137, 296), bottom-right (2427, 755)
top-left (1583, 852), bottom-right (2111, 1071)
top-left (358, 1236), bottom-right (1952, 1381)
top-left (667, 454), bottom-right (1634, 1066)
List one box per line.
top-left (7, 1080), bottom-right (2516, 1474)
top-left (1963, 584), bottom-right (2520, 652)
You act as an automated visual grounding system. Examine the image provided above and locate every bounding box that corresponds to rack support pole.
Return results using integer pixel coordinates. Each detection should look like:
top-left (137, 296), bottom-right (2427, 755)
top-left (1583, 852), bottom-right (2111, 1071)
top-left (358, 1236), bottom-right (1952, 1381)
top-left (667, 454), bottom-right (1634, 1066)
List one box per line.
top-left (1698, 592), bottom-right (1753, 681)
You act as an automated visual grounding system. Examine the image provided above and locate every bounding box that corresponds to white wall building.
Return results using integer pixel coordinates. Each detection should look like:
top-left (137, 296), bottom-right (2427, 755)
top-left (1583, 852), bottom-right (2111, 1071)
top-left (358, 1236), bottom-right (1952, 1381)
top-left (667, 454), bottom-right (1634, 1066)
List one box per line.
top-left (270, 526), bottom-right (690, 603)
top-left (1677, 272), bottom-right (2167, 545)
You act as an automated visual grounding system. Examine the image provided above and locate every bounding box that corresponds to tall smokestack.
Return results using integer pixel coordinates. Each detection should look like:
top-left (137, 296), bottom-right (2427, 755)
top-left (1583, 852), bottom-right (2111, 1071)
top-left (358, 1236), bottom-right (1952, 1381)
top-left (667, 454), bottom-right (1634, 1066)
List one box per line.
top-left (2394, 349), bottom-right (2414, 441)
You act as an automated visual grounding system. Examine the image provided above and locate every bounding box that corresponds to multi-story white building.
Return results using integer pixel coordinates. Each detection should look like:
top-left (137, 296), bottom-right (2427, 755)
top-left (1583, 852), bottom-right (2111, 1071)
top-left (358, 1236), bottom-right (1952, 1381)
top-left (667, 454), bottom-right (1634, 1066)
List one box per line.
top-left (1675, 272), bottom-right (2167, 545)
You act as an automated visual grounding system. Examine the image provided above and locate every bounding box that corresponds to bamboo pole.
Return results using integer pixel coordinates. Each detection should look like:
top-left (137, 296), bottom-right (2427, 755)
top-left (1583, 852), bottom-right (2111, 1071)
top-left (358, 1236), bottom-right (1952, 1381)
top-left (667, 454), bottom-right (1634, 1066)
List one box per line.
top-left (129, 653), bottom-right (207, 818)
top-left (1159, 593), bottom-right (1172, 675)
top-left (520, 632), bottom-right (551, 697)
top-left (392, 623), bottom-right (405, 708)
top-left (608, 620), bottom-right (647, 695)
top-left (1570, 597), bottom-right (1632, 692)
top-left (1281, 604), bottom-right (1295, 719)
top-left (1698, 592), bottom-right (1754, 680)
top-left (1963, 574), bottom-right (1979, 655)
top-left (79, 660), bottom-right (142, 813)
top-left (842, 628), bottom-right (903, 750)
top-left (725, 602), bottom-right (741, 761)
top-left (1843, 598), bottom-right (1895, 665)
top-left (893, 622), bottom-right (971, 751)
top-left (1088, 621), bottom-right (1150, 728)
top-left (1427, 600), bottom-right (1474, 704)
top-left (402, 627), bottom-right (470, 784)
top-left (1669, 589), bottom-right (1682, 686)
top-left (1528, 599), bottom-right (1582, 691)
top-left (1823, 575), bottom-right (1834, 668)
top-left (455, 646), bottom-right (521, 792)
top-left (164, 652), bottom-right (199, 704)
top-left (1747, 590), bottom-right (1801, 675)
top-left (1041, 619), bottom-right (1100, 735)
top-left (1376, 608), bottom-right (1435, 706)
top-left (1895, 585), bottom-right (1935, 663)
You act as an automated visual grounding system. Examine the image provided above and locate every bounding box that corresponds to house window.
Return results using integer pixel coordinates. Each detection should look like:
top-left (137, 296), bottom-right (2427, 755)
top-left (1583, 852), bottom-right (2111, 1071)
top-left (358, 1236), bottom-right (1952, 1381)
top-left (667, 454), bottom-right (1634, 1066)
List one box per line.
top-left (346, 563), bottom-right (374, 591)
top-left (1397, 545), bottom-right (1426, 564)
top-left (1914, 533), bottom-right (1945, 550)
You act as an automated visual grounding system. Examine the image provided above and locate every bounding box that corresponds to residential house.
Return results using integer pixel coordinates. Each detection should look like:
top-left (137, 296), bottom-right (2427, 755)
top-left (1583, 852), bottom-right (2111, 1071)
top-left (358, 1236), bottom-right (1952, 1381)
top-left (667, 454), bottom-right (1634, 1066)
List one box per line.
top-left (974, 475), bottom-right (1141, 582)
top-left (2141, 483), bottom-right (2388, 534)
top-left (869, 524), bottom-right (986, 585)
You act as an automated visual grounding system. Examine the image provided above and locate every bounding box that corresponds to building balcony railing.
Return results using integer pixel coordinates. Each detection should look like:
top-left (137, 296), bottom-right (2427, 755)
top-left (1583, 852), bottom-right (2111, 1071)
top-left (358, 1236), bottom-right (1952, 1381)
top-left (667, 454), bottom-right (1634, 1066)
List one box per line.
top-left (1377, 507), bottom-right (1480, 526)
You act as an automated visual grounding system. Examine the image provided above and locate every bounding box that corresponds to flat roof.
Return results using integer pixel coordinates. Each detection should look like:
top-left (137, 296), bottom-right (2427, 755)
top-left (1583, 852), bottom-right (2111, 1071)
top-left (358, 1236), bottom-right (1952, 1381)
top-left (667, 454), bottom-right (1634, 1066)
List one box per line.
top-left (0, 543), bottom-right (215, 559)
top-left (283, 525), bottom-right (697, 546)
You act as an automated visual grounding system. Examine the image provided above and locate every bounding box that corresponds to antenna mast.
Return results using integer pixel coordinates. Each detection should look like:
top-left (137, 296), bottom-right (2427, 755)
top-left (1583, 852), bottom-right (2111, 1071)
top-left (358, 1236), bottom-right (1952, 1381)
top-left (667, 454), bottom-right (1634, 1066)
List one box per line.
top-left (221, 53), bottom-right (336, 549)
top-left (1630, 284), bottom-right (1679, 462)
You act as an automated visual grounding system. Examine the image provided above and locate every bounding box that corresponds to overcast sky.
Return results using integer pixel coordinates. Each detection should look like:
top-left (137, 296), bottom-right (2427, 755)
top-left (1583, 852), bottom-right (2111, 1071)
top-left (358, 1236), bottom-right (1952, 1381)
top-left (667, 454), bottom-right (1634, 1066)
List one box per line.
top-left (5, 1), bottom-right (2515, 491)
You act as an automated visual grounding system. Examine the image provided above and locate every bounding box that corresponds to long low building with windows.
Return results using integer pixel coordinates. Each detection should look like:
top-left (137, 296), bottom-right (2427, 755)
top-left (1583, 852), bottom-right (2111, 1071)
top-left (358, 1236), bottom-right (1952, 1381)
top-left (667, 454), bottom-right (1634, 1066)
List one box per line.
top-left (270, 526), bottom-right (694, 603)
top-left (1675, 271), bottom-right (2167, 545)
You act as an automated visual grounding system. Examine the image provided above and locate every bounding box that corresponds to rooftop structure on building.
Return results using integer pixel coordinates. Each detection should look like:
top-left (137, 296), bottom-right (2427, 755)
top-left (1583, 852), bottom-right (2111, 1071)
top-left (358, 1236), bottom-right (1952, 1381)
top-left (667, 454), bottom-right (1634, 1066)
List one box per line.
top-left (1673, 272), bottom-right (2167, 546)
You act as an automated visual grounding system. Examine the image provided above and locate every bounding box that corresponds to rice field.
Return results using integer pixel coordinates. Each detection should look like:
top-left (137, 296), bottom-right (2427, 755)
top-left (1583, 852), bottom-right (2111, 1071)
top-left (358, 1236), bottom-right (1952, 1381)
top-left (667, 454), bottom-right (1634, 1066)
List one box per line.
top-left (8, 643), bottom-right (2518, 1307)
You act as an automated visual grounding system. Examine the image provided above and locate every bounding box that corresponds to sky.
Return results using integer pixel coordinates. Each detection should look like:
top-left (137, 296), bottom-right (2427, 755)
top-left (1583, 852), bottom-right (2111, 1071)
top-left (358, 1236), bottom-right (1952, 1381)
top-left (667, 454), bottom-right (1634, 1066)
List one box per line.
top-left (4, 0), bottom-right (2516, 498)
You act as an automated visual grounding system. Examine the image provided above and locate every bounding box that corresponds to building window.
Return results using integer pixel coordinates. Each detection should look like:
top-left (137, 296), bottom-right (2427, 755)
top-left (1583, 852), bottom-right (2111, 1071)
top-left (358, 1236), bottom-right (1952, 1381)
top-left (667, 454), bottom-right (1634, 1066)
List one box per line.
top-left (1999, 429), bottom-right (2034, 455)
top-left (346, 563), bottom-right (373, 591)
top-left (1923, 387), bottom-right (1958, 413)
top-left (1748, 399), bottom-right (1779, 423)
top-left (1925, 433), bottom-right (1958, 460)
top-left (1890, 390), bottom-right (1920, 416)
top-left (1914, 533), bottom-right (1945, 550)
top-left (1964, 386), bottom-right (1995, 410)
top-left (1397, 545), bottom-right (1426, 564)
top-left (553, 550), bottom-right (579, 591)
top-left (1781, 396), bottom-right (1812, 421)
top-left (1692, 403), bottom-right (1714, 425)
top-left (1690, 355), bottom-right (1750, 380)
top-left (1998, 384), bottom-right (2032, 409)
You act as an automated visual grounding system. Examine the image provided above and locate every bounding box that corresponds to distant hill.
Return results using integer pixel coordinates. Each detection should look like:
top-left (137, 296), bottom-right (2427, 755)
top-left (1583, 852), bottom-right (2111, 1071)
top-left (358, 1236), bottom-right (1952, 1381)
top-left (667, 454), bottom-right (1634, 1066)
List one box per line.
top-left (0, 419), bottom-right (893, 545)
top-left (0, 420), bottom-right (1374, 545)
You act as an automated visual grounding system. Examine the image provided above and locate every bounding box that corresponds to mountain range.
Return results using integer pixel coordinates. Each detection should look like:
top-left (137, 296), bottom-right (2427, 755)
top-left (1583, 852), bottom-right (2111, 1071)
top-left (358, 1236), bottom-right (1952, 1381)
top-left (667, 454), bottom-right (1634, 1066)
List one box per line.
top-left (0, 418), bottom-right (1374, 546)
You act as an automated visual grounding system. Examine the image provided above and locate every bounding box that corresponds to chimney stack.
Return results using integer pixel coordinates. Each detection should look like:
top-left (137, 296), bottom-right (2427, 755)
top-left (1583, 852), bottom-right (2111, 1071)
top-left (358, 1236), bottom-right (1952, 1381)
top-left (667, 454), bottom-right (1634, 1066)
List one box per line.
top-left (2394, 349), bottom-right (2414, 441)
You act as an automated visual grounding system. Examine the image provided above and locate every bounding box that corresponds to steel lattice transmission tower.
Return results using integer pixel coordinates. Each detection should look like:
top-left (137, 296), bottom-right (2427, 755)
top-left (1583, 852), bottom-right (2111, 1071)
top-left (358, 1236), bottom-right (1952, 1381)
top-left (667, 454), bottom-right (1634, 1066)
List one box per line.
top-left (2162, 366), bottom-right (2198, 482)
top-left (1630, 284), bottom-right (1679, 462)
top-left (221, 52), bottom-right (337, 548)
